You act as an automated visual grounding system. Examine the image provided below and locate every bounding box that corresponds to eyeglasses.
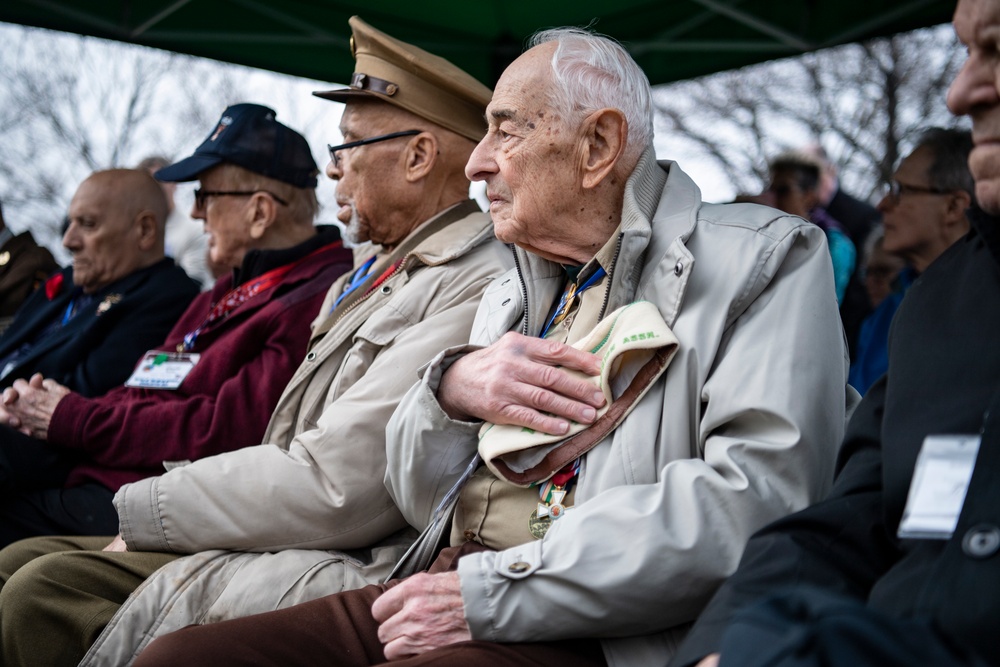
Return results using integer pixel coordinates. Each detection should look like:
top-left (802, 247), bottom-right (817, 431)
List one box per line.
top-left (327, 130), bottom-right (421, 168)
top-left (194, 189), bottom-right (289, 209)
top-left (884, 180), bottom-right (952, 206)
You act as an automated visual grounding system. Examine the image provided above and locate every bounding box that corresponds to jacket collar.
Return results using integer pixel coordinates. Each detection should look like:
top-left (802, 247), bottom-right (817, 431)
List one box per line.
top-left (968, 205), bottom-right (1000, 269)
top-left (231, 225), bottom-right (342, 288)
top-left (316, 200), bottom-right (491, 334)
top-left (70, 257), bottom-right (176, 303)
top-left (383, 199), bottom-right (487, 267)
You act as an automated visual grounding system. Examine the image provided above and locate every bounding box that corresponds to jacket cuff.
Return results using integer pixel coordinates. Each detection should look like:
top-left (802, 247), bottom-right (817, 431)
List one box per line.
top-left (419, 344), bottom-right (487, 430)
top-left (47, 392), bottom-right (88, 449)
top-left (115, 477), bottom-right (171, 552)
top-left (456, 541), bottom-right (544, 642)
top-left (418, 343), bottom-right (483, 391)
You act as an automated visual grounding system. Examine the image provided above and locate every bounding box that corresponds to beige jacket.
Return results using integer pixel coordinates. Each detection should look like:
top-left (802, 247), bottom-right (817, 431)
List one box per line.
top-left (386, 151), bottom-right (857, 666)
top-left (86, 202), bottom-right (512, 666)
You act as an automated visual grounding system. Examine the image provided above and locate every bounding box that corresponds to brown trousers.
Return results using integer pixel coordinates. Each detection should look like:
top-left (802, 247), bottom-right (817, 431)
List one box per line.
top-left (133, 543), bottom-right (608, 667)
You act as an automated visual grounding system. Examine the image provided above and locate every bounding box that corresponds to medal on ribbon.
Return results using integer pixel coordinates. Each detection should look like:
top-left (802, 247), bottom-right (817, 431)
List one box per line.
top-left (529, 486), bottom-right (572, 539)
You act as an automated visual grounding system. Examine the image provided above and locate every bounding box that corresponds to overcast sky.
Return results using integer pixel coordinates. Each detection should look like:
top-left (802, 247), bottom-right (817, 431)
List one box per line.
top-left (0, 20), bottom-right (783, 260)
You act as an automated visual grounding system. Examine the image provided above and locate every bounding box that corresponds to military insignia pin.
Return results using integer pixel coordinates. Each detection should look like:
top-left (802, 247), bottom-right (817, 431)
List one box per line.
top-left (96, 294), bottom-right (122, 315)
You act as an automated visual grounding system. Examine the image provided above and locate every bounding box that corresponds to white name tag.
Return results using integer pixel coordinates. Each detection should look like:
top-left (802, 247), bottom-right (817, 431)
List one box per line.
top-left (124, 351), bottom-right (200, 390)
top-left (898, 434), bottom-right (982, 540)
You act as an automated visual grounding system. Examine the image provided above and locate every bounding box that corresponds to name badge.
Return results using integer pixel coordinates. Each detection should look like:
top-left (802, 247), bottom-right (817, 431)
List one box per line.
top-left (898, 434), bottom-right (982, 540)
top-left (125, 351), bottom-right (200, 390)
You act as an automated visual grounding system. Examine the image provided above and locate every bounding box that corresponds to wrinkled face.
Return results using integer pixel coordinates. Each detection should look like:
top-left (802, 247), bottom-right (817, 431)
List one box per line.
top-left (64, 175), bottom-right (145, 294)
top-left (877, 147), bottom-right (952, 264)
top-left (465, 44), bottom-right (588, 264)
top-left (768, 170), bottom-right (815, 219)
top-left (326, 102), bottom-right (414, 248)
top-left (949, 0), bottom-right (1000, 213)
top-left (190, 166), bottom-right (255, 271)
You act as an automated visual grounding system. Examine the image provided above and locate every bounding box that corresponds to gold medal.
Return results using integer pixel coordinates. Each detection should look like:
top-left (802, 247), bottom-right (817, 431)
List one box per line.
top-left (528, 509), bottom-right (551, 540)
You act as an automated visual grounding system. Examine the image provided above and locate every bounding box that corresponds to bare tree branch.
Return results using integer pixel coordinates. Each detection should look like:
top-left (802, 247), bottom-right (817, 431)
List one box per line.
top-left (654, 24), bottom-right (967, 205)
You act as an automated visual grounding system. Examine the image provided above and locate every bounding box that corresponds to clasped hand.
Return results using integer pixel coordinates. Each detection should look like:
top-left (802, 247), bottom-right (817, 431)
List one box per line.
top-left (437, 332), bottom-right (606, 435)
top-left (0, 373), bottom-right (70, 439)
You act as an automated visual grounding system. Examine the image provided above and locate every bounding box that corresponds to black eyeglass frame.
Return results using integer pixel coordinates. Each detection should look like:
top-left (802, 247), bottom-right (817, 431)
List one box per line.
top-left (327, 130), bottom-right (422, 167)
top-left (194, 189), bottom-right (289, 208)
top-left (884, 179), bottom-right (953, 206)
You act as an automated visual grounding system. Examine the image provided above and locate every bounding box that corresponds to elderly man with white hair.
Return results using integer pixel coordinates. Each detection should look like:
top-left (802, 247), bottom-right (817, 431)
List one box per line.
top-left (132, 26), bottom-right (853, 667)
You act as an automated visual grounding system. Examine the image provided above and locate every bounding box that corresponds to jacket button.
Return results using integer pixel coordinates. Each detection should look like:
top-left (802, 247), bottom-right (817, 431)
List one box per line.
top-left (508, 561), bottom-right (530, 573)
top-left (501, 298), bottom-right (511, 306)
top-left (305, 351), bottom-right (317, 362)
top-left (962, 524), bottom-right (1000, 559)
top-left (380, 285), bottom-right (392, 295)
top-left (673, 261), bottom-right (684, 277)
top-left (463, 529), bottom-right (477, 541)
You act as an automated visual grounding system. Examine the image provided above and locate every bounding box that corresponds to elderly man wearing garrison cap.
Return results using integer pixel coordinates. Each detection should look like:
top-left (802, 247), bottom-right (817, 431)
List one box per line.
top-left (130, 25), bottom-right (853, 667)
top-left (0, 17), bottom-right (511, 667)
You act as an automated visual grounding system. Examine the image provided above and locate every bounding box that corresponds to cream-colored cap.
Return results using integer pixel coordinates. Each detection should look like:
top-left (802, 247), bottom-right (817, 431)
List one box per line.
top-left (314, 16), bottom-right (492, 143)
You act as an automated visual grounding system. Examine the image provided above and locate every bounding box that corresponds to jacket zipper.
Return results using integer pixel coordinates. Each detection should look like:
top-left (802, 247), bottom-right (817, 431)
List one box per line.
top-left (597, 232), bottom-right (624, 322)
top-left (510, 245), bottom-right (530, 335)
top-left (331, 255), bottom-right (413, 329)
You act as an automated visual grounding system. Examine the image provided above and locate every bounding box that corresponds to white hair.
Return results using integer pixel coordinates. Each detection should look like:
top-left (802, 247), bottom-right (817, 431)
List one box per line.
top-left (528, 27), bottom-right (653, 157)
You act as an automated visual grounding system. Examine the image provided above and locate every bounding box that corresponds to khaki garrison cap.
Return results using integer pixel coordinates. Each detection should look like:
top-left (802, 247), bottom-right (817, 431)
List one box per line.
top-left (314, 16), bottom-right (492, 143)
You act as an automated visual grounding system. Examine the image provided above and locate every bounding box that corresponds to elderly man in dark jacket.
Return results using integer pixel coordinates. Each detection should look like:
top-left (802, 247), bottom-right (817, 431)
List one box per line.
top-left (0, 171), bottom-right (196, 397)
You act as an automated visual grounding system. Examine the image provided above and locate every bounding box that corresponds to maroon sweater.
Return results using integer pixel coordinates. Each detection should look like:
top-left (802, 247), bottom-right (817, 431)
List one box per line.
top-left (48, 230), bottom-right (353, 491)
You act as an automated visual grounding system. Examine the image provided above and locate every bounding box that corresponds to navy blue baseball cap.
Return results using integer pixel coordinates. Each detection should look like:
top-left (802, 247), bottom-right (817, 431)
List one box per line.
top-left (155, 103), bottom-right (318, 188)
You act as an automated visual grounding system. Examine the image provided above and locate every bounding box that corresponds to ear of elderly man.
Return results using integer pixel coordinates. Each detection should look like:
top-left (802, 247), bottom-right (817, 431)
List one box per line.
top-left (121, 21), bottom-right (852, 667)
top-left (0, 16), bottom-right (515, 667)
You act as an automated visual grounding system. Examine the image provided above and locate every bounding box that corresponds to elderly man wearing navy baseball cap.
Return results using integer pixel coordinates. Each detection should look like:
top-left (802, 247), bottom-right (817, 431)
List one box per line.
top-left (0, 102), bottom-right (356, 666)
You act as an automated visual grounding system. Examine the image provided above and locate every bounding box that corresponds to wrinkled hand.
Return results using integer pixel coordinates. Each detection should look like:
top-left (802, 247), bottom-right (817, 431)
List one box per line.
top-left (437, 332), bottom-right (605, 435)
top-left (696, 654), bottom-right (721, 667)
top-left (0, 373), bottom-right (70, 439)
top-left (102, 534), bottom-right (128, 552)
top-left (372, 572), bottom-right (470, 661)
top-left (0, 386), bottom-right (20, 428)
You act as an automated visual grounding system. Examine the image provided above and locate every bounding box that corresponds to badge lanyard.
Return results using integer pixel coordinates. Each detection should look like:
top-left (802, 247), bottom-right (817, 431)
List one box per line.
top-left (181, 241), bottom-right (341, 352)
top-left (332, 255), bottom-right (377, 310)
top-left (61, 291), bottom-right (91, 326)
